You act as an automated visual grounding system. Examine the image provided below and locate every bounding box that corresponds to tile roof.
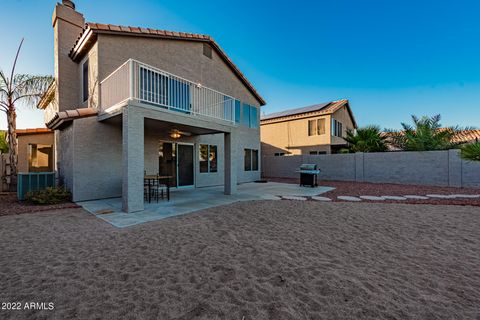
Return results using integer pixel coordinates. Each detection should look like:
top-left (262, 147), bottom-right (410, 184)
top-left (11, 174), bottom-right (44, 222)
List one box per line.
top-left (37, 80), bottom-right (56, 110)
top-left (69, 22), bottom-right (265, 106)
top-left (46, 108), bottom-right (98, 130)
top-left (452, 129), bottom-right (480, 143)
top-left (16, 128), bottom-right (53, 136)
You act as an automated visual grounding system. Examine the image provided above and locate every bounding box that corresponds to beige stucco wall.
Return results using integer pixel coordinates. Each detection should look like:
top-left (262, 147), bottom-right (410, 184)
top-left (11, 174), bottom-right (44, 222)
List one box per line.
top-left (260, 115), bottom-right (332, 156)
top-left (331, 106), bottom-right (355, 145)
top-left (17, 133), bottom-right (55, 173)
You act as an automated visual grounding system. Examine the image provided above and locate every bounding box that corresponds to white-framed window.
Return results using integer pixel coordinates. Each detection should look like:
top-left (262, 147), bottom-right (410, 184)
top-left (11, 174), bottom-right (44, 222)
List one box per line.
top-left (244, 148), bottom-right (259, 171)
top-left (274, 152), bottom-right (285, 156)
top-left (199, 144), bottom-right (217, 173)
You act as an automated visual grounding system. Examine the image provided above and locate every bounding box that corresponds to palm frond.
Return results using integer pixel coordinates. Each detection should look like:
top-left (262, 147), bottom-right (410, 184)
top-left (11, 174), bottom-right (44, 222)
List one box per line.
top-left (12, 74), bottom-right (54, 107)
top-left (344, 125), bottom-right (388, 153)
top-left (461, 142), bottom-right (480, 162)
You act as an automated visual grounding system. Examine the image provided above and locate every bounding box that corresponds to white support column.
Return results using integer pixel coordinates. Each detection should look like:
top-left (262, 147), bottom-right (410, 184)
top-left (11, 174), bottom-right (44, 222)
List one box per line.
top-left (122, 106), bottom-right (144, 213)
top-left (224, 131), bottom-right (237, 195)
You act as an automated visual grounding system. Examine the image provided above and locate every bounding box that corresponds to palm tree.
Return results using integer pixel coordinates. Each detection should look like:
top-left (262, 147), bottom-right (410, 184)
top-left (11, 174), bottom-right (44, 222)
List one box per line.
top-left (389, 114), bottom-right (460, 151)
top-left (461, 142), bottom-right (480, 162)
top-left (0, 39), bottom-right (53, 189)
top-left (344, 125), bottom-right (388, 153)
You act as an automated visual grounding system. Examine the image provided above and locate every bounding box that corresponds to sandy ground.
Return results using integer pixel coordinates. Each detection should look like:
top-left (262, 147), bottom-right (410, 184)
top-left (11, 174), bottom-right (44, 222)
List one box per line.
top-left (0, 201), bottom-right (479, 319)
top-left (0, 193), bottom-right (80, 216)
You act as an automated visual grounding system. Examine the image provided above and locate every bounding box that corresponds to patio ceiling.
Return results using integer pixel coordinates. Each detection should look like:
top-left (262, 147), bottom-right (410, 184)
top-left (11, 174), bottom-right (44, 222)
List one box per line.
top-left (103, 113), bottom-right (225, 136)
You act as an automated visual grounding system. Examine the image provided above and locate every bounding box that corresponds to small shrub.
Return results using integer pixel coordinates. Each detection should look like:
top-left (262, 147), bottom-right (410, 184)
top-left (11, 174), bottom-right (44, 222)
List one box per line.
top-left (461, 142), bottom-right (480, 162)
top-left (26, 186), bottom-right (71, 205)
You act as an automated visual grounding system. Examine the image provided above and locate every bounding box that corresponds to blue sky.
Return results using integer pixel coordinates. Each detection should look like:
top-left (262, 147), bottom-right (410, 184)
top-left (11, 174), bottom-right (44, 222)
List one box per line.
top-left (1, 0), bottom-right (479, 130)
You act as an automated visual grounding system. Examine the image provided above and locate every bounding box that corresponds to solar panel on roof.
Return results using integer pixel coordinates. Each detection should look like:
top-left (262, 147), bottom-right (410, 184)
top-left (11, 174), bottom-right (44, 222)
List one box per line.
top-left (261, 102), bottom-right (331, 120)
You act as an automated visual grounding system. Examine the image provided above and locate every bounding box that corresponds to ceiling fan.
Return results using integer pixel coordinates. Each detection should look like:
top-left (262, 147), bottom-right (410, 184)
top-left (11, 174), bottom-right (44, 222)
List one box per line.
top-left (169, 129), bottom-right (191, 139)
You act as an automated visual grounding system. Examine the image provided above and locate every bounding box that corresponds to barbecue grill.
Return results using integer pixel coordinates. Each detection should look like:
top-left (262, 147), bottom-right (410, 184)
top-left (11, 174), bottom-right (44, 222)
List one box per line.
top-left (296, 164), bottom-right (320, 187)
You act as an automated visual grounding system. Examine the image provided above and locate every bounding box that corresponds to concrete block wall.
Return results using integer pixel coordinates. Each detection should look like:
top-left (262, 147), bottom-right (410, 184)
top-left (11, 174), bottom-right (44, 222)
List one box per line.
top-left (262, 149), bottom-right (480, 188)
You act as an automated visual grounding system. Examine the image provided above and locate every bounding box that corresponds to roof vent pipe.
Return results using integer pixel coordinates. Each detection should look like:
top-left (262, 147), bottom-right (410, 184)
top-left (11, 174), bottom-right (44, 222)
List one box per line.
top-left (62, 0), bottom-right (75, 10)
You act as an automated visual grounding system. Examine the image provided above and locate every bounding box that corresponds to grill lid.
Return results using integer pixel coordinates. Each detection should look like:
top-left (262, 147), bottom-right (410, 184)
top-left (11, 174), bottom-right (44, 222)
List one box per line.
top-left (299, 163), bottom-right (317, 171)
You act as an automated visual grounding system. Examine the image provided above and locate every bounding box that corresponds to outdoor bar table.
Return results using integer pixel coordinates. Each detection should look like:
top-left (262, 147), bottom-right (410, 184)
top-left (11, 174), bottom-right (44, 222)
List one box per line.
top-left (144, 175), bottom-right (172, 203)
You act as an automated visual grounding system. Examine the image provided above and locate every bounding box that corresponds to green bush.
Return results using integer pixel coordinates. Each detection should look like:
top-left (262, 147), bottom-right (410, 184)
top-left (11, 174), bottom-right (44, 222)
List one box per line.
top-left (26, 186), bottom-right (71, 205)
top-left (461, 142), bottom-right (480, 162)
top-left (344, 126), bottom-right (388, 153)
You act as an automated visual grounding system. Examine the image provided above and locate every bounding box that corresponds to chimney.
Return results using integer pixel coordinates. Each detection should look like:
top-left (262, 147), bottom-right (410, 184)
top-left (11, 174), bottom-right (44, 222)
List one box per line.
top-left (52, 0), bottom-right (85, 112)
top-left (62, 0), bottom-right (76, 10)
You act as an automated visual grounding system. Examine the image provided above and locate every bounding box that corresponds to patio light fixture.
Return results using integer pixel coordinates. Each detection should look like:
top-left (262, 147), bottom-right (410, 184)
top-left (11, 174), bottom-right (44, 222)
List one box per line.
top-left (170, 132), bottom-right (181, 139)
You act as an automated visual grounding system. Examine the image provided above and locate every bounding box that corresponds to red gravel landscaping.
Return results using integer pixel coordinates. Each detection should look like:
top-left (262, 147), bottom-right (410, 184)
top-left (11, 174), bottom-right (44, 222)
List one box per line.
top-left (0, 193), bottom-right (80, 216)
top-left (268, 178), bottom-right (480, 206)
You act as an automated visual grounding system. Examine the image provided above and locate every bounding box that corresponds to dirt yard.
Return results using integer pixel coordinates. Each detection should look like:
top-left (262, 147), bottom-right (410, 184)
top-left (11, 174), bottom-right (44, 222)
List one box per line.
top-left (0, 201), bottom-right (479, 319)
top-left (0, 192), bottom-right (79, 216)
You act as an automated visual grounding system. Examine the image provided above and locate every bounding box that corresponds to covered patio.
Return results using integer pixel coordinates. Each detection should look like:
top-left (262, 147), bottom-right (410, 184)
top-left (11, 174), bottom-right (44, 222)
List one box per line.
top-left (78, 182), bottom-right (333, 227)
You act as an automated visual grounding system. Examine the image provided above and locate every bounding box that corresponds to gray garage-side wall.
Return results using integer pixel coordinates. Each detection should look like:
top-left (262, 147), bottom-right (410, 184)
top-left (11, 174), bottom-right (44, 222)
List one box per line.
top-left (262, 150), bottom-right (480, 188)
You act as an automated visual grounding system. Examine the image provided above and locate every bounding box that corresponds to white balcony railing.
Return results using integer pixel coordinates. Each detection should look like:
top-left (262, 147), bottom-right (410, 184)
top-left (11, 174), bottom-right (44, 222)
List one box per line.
top-left (100, 59), bottom-right (235, 123)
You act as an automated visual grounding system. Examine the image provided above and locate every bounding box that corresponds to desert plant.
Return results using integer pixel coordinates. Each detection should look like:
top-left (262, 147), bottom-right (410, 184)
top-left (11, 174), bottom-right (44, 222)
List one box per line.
top-left (0, 131), bottom-right (8, 154)
top-left (461, 142), bottom-right (480, 162)
top-left (388, 114), bottom-right (460, 151)
top-left (0, 39), bottom-right (53, 190)
top-left (26, 186), bottom-right (71, 205)
top-left (344, 125), bottom-right (388, 153)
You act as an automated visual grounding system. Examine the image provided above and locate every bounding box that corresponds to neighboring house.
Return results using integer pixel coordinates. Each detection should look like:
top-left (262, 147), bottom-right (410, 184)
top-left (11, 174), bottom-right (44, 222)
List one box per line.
top-left (16, 128), bottom-right (55, 173)
top-left (260, 100), bottom-right (357, 156)
top-left (38, 0), bottom-right (265, 212)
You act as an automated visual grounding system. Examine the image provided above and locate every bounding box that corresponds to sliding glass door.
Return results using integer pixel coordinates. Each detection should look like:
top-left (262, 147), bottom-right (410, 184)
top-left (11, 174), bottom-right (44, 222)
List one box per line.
top-left (158, 142), bottom-right (194, 188)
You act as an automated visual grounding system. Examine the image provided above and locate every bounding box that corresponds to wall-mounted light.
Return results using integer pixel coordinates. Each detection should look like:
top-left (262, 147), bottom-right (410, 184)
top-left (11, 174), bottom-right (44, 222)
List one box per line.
top-left (170, 132), bottom-right (181, 139)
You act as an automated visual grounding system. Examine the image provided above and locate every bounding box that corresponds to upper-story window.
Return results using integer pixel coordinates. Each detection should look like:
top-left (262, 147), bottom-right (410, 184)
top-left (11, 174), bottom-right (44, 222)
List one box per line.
top-left (82, 59), bottom-right (89, 102)
top-left (241, 103), bottom-right (258, 128)
top-left (234, 100), bottom-right (241, 124)
top-left (332, 119), bottom-right (343, 137)
top-left (308, 118), bottom-right (326, 136)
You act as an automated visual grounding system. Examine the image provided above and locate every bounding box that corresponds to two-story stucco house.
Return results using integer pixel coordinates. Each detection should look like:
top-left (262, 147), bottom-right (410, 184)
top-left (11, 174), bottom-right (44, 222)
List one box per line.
top-left (260, 100), bottom-right (357, 156)
top-left (38, 0), bottom-right (265, 212)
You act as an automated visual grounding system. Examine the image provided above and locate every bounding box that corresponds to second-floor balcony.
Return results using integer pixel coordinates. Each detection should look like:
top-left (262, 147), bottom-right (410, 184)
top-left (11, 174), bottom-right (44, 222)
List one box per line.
top-left (100, 59), bottom-right (236, 124)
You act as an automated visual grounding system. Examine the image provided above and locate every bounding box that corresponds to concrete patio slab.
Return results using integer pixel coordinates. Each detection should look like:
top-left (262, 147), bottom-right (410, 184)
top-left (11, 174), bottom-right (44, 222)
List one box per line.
top-left (78, 182), bottom-right (334, 228)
